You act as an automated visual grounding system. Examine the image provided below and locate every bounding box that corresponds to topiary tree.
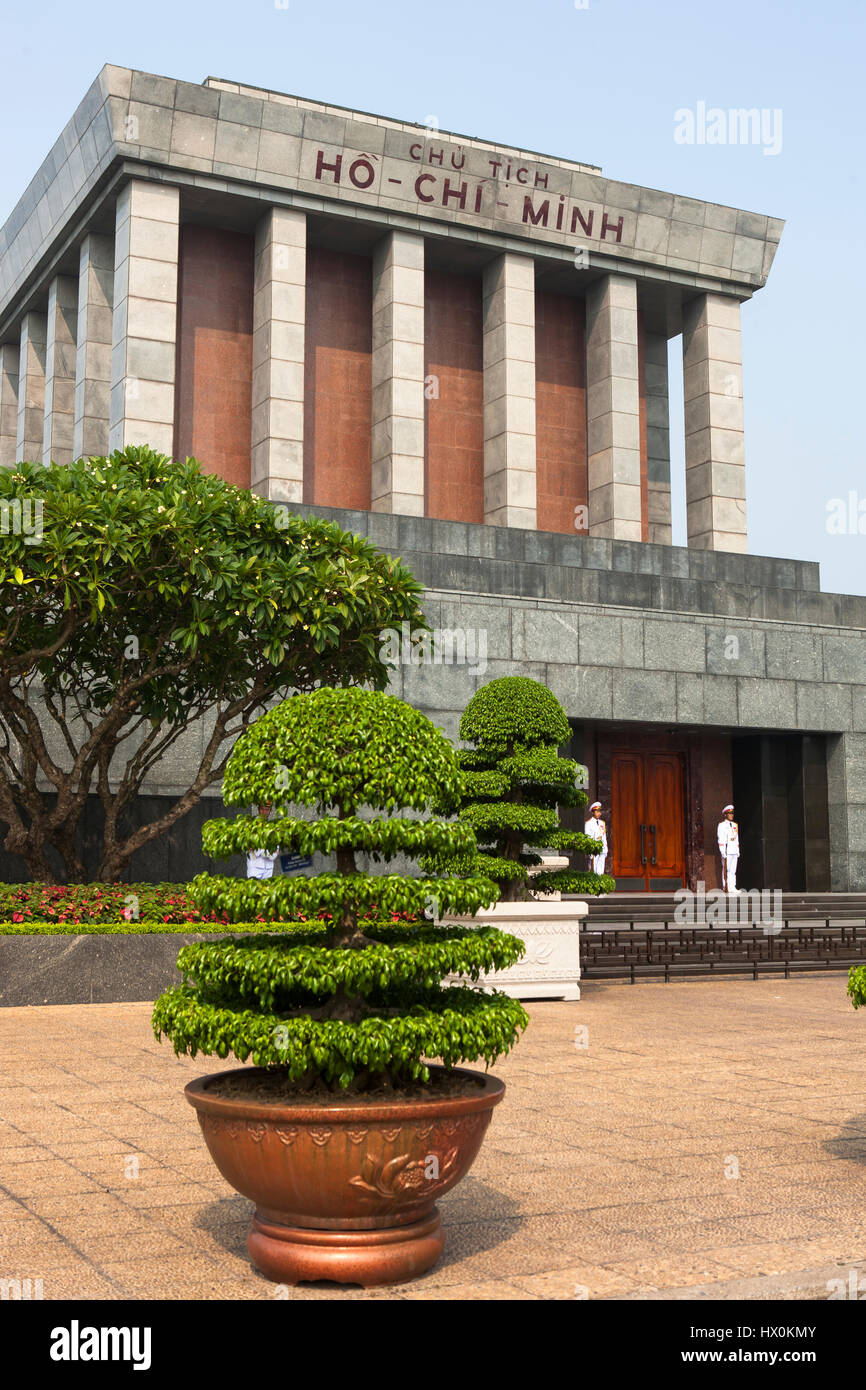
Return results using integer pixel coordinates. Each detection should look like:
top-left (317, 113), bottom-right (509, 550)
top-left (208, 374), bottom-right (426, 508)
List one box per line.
top-left (0, 447), bottom-right (426, 882)
top-left (152, 687), bottom-right (529, 1093)
top-left (428, 676), bottom-right (615, 902)
top-left (848, 966), bottom-right (866, 1010)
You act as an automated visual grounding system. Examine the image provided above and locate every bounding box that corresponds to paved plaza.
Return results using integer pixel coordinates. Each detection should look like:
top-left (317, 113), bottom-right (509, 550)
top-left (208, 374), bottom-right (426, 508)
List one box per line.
top-left (1, 975), bottom-right (865, 1301)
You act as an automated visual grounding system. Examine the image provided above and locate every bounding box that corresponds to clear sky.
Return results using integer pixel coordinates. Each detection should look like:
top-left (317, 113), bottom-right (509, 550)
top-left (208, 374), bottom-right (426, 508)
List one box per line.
top-left (1, 0), bottom-right (863, 594)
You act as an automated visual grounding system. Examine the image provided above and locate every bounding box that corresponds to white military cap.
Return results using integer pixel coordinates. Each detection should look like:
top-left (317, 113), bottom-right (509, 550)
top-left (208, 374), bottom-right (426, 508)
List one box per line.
top-left (590, 801), bottom-right (602, 811)
top-left (722, 804), bottom-right (734, 813)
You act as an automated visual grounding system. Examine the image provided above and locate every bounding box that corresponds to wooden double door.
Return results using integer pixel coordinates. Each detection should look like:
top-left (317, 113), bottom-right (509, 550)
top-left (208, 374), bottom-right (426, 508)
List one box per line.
top-left (610, 749), bottom-right (686, 891)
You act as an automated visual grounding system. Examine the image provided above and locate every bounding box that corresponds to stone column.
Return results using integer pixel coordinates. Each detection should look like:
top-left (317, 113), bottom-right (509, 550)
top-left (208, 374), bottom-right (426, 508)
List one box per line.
top-left (16, 311), bottom-right (47, 463)
top-left (482, 252), bottom-right (536, 528)
top-left (42, 275), bottom-right (78, 465)
top-left (109, 179), bottom-right (180, 455)
top-left (74, 233), bottom-right (114, 459)
top-left (0, 343), bottom-right (19, 467)
top-left (827, 732), bottom-right (866, 892)
top-left (251, 207), bottom-right (306, 503)
top-left (645, 330), bottom-right (672, 545)
top-left (371, 230), bottom-right (425, 516)
top-left (682, 292), bottom-right (747, 552)
top-left (585, 273), bottom-right (642, 540)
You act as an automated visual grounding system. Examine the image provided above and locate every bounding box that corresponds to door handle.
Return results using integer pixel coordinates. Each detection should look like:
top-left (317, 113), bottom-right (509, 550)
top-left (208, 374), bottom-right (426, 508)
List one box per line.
top-left (649, 824), bottom-right (658, 866)
top-left (640, 823), bottom-right (647, 866)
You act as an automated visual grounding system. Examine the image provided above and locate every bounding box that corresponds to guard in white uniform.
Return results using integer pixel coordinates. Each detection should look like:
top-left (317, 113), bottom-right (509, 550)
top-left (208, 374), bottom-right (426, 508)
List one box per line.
top-left (585, 801), bottom-right (608, 875)
top-left (246, 802), bottom-right (280, 880)
top-left (717, 804), bottom-right (740, 893)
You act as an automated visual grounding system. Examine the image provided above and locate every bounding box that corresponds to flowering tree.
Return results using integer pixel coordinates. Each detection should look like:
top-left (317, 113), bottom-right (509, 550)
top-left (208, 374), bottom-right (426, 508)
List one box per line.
top-left (0, 448), bottom-right (425, 882)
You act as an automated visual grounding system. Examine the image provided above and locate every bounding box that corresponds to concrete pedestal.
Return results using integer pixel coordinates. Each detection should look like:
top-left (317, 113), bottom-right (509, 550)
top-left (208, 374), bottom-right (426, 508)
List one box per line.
top-left (443, 900), bottom-right (587, 1001)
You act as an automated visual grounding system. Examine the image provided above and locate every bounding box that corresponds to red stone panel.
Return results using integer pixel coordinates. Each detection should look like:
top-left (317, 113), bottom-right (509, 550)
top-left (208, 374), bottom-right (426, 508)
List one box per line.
top-left (304, 248), bottom-right (372, 509)
top-left (424, 269), bottom-right (484, 524)
top-left (174, 225), bottom-right (254, 488)
top-left (534, 291), bottom-right (588, 534)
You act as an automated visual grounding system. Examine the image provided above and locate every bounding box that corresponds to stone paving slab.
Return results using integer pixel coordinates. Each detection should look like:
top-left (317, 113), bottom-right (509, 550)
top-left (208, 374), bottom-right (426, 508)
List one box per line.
top-left (0, 975), bottom-right (864, 1300)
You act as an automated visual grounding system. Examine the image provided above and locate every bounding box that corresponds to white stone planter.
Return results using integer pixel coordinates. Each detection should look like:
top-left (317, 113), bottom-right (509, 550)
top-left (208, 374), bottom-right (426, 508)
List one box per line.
top-left (442, 900), bottom-right (587, 1002)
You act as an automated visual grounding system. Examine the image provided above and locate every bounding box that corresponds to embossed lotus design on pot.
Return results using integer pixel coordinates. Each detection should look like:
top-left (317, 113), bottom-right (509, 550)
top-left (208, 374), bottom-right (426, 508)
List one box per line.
top-left (185, 1065), bottom-right (505, 1287)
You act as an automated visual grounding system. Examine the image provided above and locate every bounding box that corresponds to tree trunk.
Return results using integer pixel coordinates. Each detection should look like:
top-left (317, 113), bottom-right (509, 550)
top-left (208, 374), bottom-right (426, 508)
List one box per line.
top-left (3, 815), bottom-right (86, 885)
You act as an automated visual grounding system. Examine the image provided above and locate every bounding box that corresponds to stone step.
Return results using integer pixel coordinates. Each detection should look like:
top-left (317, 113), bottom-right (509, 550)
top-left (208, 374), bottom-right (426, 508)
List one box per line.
top-left (573, 892), bottom-right (866, 925)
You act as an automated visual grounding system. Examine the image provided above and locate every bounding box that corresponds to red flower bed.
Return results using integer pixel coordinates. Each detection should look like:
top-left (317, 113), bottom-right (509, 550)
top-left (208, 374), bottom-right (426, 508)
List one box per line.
top-left (0, 883), bottom-right (228, 925)
top-left (0, 882), bottom-right (423, 928)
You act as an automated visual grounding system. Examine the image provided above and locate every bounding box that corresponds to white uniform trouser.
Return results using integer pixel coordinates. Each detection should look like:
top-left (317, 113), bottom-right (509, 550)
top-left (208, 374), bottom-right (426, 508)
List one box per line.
top-left (721, 853), bottom-right (738, 892)
top-left (591, 854), bottom-right (606, 875)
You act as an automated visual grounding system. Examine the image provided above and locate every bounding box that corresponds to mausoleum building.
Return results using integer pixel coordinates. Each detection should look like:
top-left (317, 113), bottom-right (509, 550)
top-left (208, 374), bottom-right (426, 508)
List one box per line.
top-left (1, 65), bottom-right (864, 891)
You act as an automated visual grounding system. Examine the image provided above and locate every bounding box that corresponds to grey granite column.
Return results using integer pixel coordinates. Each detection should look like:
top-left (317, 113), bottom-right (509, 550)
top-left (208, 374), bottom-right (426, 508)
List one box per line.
top-left (482, 252), bottom-right (536, 528)
top-left (0, 343), bottom-right (19, 467)
top-left (645, 330), bottom-right (671, 545)
top-left (682, 292), bottom-right (747, 552)
top-left (16, 311), bottom-right (47, 463)
top-left (251, 206), bottom-right (306, 502)
top-left (371, 229), bottom-right (425, 516)
top-left (74, 233), bottom-right (114, 459)
top-left (43, 274), bottom-right (78, 464)
top-left (585, 273), bottom-right (642, 540)
top-left (109, 179), bottom-right (180, 455)
top-left (827, 732), bottom-right (866, 892)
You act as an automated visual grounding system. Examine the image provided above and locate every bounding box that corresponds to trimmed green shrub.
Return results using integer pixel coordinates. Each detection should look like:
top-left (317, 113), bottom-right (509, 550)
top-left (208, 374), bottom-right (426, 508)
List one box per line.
top-left (848, 966), bottom-right (866, 1008)
top-left (427, 676), bottom-right (616, 902)
top-left (152, 687), bottom-right (528, 1091)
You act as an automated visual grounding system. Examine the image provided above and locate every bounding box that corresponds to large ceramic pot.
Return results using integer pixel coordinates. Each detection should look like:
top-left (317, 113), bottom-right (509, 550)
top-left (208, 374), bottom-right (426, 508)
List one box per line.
top-left (185, 1065), bottom-right (505, 1287)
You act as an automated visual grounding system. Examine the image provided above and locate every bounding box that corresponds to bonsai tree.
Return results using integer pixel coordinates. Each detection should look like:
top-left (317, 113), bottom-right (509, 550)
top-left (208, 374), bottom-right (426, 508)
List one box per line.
top-left (428, 676), bottom-right (615, 902)
top-left (152, 687), bottom-right (529, 1093)
top-left (0, 447), bottom-right (425, 881)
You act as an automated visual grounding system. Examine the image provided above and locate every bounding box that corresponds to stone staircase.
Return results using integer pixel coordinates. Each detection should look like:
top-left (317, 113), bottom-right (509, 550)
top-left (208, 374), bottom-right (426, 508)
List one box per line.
top-left (578, 891), bottom-right (866, 924)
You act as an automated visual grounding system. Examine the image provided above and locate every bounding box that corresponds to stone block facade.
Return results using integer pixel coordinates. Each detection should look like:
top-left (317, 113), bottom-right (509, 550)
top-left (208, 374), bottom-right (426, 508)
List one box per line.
top-left (277, 508), bottom-right (866, 892)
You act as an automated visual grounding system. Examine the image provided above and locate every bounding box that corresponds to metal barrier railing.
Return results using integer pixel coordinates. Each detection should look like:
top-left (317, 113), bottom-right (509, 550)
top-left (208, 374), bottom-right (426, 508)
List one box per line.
top-left (579, 919), bottom-right (866, 982)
